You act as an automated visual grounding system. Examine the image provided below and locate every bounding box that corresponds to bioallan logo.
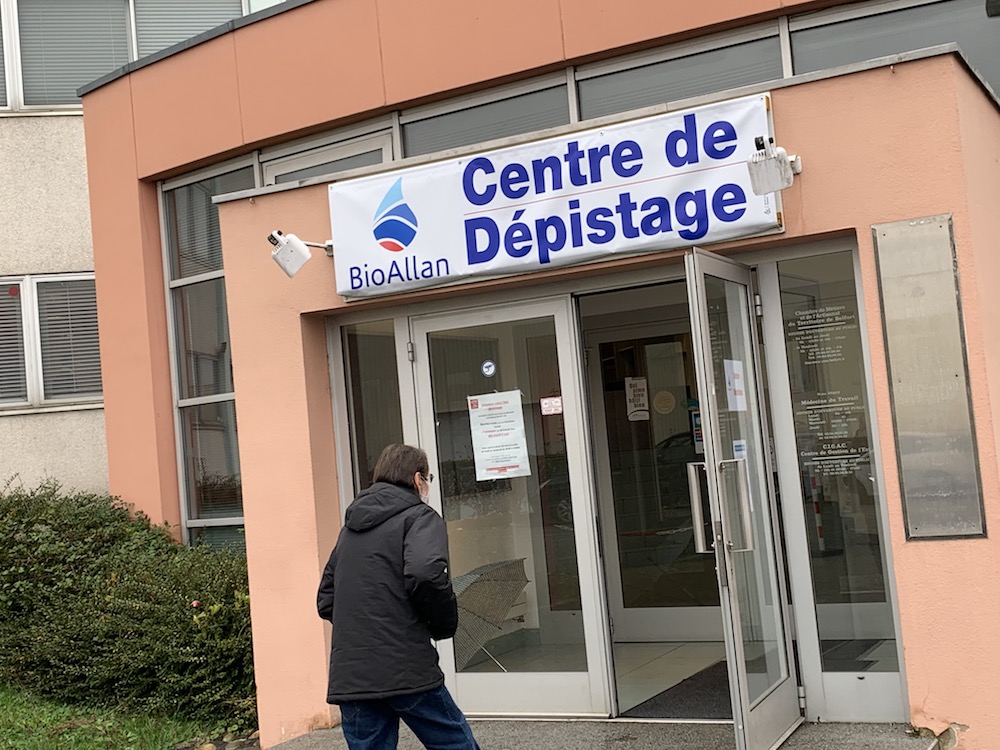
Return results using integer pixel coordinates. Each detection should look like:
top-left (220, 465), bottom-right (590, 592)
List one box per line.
top-left (347, 176), bottom-right (448, 293)
top-left (372, 178), bottom-right (419, 252)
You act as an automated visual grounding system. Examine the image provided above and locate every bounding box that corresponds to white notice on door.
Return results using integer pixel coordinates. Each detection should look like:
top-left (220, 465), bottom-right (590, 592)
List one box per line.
top-left (625, 377), bottom-right (650, 422)
top-left (468, 390), bottom-right (532, 481)
top-left (724, 359), bottom-right (748, 412)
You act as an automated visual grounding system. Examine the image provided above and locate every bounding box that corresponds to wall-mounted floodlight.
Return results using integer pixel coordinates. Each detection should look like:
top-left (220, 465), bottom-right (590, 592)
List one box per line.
top-left (987, 0), bottom-right (1000, 17)
top-left (267, 230), bottom-right (333, 278)
top-left (746, 136), bottom-right (802, 196)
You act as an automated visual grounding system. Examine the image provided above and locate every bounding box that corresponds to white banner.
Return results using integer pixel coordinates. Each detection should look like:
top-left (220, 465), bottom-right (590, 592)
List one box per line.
top-left (330, 94), bottom-right (779, 298)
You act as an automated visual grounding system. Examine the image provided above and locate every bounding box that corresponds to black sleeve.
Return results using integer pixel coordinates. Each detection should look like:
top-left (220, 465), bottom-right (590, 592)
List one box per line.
top-left (403, 507), bottom-right (459, 640)
top-left (317, 544), bottom-right (338, 623)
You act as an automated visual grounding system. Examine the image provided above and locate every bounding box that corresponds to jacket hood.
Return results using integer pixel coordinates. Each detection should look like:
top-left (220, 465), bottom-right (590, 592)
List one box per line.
top-left (345, 482), bottom-right (423, 532)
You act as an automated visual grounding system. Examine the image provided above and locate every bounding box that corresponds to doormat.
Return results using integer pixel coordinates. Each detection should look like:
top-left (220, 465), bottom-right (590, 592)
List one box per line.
top-left (621, 660), bottom-right (733, 719)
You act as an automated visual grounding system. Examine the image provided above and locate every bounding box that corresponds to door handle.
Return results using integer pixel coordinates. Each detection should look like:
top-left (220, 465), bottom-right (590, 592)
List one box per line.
top-left (718, 458), bottom-right (755, 552)
top-left (686, 462), bottom-right (711, 554)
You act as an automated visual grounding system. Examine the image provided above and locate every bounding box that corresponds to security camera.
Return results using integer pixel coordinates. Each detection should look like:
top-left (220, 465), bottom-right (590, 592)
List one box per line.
top-left (746, 136), bottom-right (802, 196)
top-left (268, 230), bottom-right (312, 278)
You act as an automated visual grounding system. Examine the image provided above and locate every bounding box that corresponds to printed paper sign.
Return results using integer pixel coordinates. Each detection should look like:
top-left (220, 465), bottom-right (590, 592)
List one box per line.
top-left (724, 359), bottom-right (747, 412)
top-left (330, 95), bottom-right (780, 298)
top-left (733, 439), bottom-right (748, 461)
top-left (468, 391), bottom-right (531, 481)
top-left (625, 377), bottom-right (650, 422)
top-left (540, 396), bottom-right (563, 416)
top-left (692, 410), bottom-right (705, 455)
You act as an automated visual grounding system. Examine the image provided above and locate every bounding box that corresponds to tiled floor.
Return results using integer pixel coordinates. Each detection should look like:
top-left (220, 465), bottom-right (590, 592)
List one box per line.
top-left (613, 641), bottom-right (726, 713)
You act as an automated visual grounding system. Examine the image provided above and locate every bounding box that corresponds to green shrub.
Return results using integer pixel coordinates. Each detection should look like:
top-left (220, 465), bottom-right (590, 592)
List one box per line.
top-left (0, 483), bottom-right (256, 731)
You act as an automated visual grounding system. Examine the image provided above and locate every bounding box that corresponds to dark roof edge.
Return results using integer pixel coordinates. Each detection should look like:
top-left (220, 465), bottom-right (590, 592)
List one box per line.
top-left (78, 0), bottom-right (319, 98)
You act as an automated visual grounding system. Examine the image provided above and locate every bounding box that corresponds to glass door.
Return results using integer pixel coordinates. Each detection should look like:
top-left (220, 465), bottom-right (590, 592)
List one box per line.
top-left (410, 297), bottom-right (610, 715)
top-left (585, 322), bottom-right (722, 644)
top-left (685, 249), bottom-right (801, 750)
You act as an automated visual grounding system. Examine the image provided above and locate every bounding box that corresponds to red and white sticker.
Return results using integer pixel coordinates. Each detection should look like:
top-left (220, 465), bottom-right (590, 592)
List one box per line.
top-left (540, 397), bottom-right (563, 416)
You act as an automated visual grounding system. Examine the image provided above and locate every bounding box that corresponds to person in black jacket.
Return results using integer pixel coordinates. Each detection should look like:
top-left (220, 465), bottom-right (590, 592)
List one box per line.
top-left (317, 443), bottom-right (481, 750)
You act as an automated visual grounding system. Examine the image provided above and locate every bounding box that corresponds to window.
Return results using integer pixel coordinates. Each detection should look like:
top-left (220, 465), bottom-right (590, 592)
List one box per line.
top-left (163, 164), bottom-right (255, 547)
top-left (401, 84), bottom-right (570, 157)
top-left (0, 275), bottom-right (102, 408)
top-left (247, 0), bottom-right (284, 14)
top-left (134, 0), bottom-right (242, 59)
top-left (17, 0), bottom-right (131, 107)
top-left (0, 0), bottom-right (247, 109)
top-left (341, 320), bottom-right (404, 493)
top-left (578, 33), bottom-right (783, 120)
top-left (777, 251), bottom-right (897, 671)
top-left (0, 18), bottom-right (7, 107)
top-left (262, 132), bottom-right (393, 186)
top-left (791, 0), bottom-right (1000, 94)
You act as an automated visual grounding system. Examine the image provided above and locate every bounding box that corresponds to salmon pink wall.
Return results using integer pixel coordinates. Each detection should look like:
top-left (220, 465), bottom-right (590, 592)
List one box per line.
top-left (771, 58), bottom-right (999, 750)
top-left (82, 78), bottom-right (181, 529)
top-left (218, 186), bottom-right (341, 748)
top-left (234, 0), bottom-right (385, 145)
top-left (81, 0), bottom-right (1000, 741)
top-left (126, 0), bottom-right (835, 179)
top-left (896, 62), bottom-right (1000, 747)
top-left (210, 56), bottom-right (1000, 748)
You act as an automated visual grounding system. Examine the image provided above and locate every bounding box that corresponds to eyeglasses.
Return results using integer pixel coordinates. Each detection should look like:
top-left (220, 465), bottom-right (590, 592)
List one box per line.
top-left (422, 473), bottom-right (434, 484)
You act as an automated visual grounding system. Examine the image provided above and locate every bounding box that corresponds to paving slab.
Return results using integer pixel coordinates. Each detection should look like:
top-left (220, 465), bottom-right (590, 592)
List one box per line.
top-left (272, 720), bottom-right (937, 750)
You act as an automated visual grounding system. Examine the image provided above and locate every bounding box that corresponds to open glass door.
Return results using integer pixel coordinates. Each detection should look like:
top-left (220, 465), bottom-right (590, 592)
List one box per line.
top-left (685, 249), bottom-right (802, 750)
top-left (411, 297), bottom-right (610, 716)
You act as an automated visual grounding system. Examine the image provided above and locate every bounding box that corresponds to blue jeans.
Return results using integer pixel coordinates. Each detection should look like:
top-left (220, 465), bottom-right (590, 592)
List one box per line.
top-left (339, 684), bottom-right (481, 750)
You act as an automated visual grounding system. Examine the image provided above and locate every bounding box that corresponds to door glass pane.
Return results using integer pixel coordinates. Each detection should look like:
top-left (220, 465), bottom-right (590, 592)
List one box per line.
top-left (427, 316), bottom-right (587, 672)
top-left (703, 274), bottom-right (787, 705)
top-left (778, 252), bottom-right (897, 672)
top-left (342, 320), bottom-right (404, 493)
top-left (599, 335), bottom-right (718, 609)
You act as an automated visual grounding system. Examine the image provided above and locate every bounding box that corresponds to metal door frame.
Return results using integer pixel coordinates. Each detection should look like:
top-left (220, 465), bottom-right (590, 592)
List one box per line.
top-left (685, 248), bottom-right (802, 750)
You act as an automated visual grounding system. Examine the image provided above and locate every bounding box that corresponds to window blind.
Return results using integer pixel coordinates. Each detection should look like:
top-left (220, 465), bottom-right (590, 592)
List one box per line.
top-left (0, 20), bottom-right (7, 108)
top-left (36, 279), bottom-right (103, 399)
top-left (134, 0), bottom-right (242, 59)
top-left (18, 0), bottom-right (131, 106)
top-left (165, 167), bottom-right (254, 279)
top-left (402, 87), bottom-right (570, 157)
top-left (0, 283), bottom-right (27, 403)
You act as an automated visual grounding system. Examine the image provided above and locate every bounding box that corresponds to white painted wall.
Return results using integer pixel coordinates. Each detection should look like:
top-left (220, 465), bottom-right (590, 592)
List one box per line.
top-left (0, 410), bottom-right (109, 494)
top-left (0, 115), bottom-right (93, 274)
top-left (0, 114), bottom-right (109, 495)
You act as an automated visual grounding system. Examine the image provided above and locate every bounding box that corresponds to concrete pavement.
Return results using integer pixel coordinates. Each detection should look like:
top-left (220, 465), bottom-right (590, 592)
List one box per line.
top-left (272, 720), bottom-right (938, 750)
